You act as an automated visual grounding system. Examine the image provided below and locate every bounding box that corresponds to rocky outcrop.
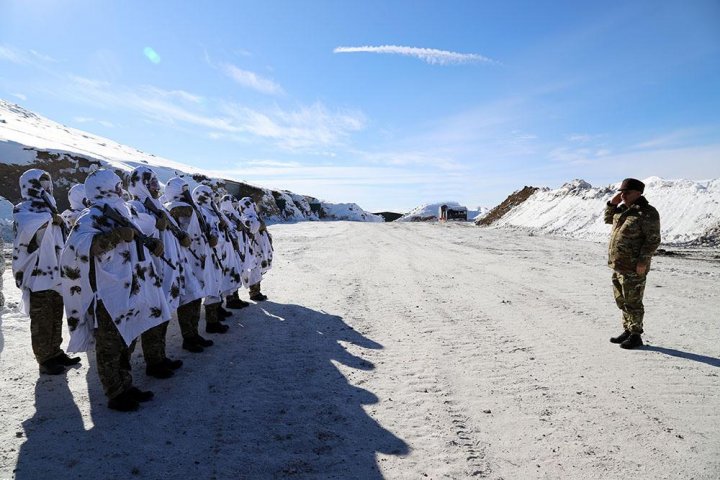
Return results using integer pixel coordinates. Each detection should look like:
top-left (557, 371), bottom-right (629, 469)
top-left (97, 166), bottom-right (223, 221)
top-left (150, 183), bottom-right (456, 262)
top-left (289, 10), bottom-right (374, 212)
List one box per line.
top-left (475, 186), bottom-right (539, 226)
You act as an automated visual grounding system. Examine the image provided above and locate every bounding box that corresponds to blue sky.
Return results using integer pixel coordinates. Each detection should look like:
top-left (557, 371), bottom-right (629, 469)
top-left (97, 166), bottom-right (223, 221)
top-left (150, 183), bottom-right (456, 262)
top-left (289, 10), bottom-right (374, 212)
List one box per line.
top-left (1, 0), bottom-right (719, 212)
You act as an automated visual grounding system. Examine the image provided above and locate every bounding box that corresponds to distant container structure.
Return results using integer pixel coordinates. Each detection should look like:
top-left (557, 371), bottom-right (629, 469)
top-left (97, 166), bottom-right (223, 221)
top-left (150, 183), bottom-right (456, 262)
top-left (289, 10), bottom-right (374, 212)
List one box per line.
top-left (438, 204), bottom-right (468, 222)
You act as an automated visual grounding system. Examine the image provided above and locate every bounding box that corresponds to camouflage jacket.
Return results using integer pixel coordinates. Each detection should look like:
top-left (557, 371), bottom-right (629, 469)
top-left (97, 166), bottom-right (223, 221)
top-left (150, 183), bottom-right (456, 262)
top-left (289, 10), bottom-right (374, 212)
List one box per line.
top-left (604, 196), bottom-right (661, 273)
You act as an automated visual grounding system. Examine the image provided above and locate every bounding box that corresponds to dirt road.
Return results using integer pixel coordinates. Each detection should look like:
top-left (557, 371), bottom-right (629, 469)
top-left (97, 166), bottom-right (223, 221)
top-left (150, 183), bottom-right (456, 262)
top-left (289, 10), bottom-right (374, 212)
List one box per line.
top-left (1, 222), bottom-right (718, 479)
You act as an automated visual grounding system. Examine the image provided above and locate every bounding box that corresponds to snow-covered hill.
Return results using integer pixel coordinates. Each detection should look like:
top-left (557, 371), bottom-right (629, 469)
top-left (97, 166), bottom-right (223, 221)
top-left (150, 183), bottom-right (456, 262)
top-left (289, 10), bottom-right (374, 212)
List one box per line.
top-left (0, 99), bottom-right (381, 240)
top-left (486, 178), bottom-right (720, 246)
top-left (397, 201), bottom-right (489, 222)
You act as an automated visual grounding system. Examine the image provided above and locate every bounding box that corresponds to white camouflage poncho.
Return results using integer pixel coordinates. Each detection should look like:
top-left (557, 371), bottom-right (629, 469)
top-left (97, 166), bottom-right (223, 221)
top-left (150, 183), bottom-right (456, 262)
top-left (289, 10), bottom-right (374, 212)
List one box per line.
top-left (239, 197), bottom-right (274, 285)
top-left (60, 183), bottom-right (88, 229)
top-left (128, 166), bottom-right (186, 310)
top-left (192, 185), bottom-right (242, 297)
top-left (219, 194), bottom-right (253, 285)
top-left (162, 177), bottom-right (218, 301)
top-left (12, 169), bottom-right (65, 314)
top-left (60, 169), bottom-right (171, 352)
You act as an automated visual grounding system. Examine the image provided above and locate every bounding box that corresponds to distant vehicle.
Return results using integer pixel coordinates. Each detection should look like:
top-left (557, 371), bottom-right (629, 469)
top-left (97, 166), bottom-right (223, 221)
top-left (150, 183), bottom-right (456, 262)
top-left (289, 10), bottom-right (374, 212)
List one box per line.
top-left (438, 204), bottom-right (468, 222)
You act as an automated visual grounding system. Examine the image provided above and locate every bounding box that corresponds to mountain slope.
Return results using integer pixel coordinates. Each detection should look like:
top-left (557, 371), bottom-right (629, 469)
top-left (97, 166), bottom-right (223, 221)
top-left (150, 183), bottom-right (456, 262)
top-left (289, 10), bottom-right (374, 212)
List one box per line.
top-left (0, 99), bottom-right (381, 239)
top-left (482, 178), bottom-right (720, 246)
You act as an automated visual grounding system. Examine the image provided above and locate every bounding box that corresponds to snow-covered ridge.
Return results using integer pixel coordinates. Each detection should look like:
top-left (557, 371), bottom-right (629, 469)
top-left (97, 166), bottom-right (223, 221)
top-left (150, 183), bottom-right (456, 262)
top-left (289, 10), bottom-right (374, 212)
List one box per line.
top-left (490, 177), bottom-right (720, 245)
top-left (0, 99), bottom-right (381, 240)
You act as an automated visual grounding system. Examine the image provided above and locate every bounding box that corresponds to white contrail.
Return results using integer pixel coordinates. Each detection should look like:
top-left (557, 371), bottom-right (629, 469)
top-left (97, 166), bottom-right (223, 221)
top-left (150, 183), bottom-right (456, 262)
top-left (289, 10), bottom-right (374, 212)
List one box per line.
top-left (333, 45), bottom-right (497, 65)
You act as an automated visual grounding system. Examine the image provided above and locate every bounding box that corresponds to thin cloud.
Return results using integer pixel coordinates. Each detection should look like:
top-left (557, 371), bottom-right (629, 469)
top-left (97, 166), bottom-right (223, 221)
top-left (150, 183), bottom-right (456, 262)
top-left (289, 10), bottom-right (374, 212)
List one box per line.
top-left (0, 45), bottom-right (58, 65)
top-left (220, 63), bottom-right (284, 95)
top-left (60, 75), bottom-right (363, 150)
top-left (11, 93), bottom-right (27, 101)
top-left (334, 45), bottom-right (498, 65)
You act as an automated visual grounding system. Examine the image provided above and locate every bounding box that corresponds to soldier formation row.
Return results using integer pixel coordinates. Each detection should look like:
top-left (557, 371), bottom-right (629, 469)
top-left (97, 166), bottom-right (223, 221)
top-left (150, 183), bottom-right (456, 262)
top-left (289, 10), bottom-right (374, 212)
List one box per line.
top-left (12, 167), bottom-right (273, 411)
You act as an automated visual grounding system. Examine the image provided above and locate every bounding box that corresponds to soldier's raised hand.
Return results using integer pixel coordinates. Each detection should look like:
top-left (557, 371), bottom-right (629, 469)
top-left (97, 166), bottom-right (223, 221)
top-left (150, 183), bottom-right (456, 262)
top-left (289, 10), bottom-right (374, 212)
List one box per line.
top-left (610, 192), bottom-right (623, 206)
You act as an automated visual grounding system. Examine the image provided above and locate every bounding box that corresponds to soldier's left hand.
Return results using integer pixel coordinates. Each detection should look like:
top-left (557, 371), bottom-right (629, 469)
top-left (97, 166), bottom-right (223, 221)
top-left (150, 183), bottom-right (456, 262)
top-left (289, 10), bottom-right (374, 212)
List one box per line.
top-left (149, 239), bottom-right (165, 257)
top-left (636, 263), bottom-right (647, 275)
top-left (155, 215), bottom-right (168, 231)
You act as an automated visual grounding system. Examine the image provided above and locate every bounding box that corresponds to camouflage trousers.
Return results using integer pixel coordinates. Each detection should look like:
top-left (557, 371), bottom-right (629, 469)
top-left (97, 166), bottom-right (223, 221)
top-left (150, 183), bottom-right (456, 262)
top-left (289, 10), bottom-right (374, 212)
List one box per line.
top-left (95, 302), bottom-right (133, 400)
top-left (177, 299), bottom-right (201, 339)
top-left (28, 290), bottom-right (64, 364)
top-left (139, 321), bottom-right (169, 366)
top-left (612, 271), bottom-right (647, 334)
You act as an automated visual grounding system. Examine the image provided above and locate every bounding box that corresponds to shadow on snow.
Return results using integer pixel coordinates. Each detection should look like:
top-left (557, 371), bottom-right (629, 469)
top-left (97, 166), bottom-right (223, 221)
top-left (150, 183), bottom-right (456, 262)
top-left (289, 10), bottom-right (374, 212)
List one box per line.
top-left (14, 301), bottom-right (407, 479)
top-left (642, 345), bottom-right (720, 368)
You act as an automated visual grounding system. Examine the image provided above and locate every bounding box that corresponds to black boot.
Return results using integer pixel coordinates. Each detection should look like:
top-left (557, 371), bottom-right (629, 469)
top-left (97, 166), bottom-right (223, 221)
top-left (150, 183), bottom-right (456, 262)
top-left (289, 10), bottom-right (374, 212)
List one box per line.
top-left (127, 386), bottom-right (154, 402)
top-left (193, 335), bottom-right (214, 347)
top-left (39, 358), bottom-right (65, 375)
top-left (250, 293), bottom-right (268, 302)
top-left (620, 333), bottom-right (643, 349)
top-left (610, 330), bottom-right (631, 344)
top-left (205, 304), bottom-right (229, 333)
top-left (162, 357), bottom-right (183, 370)
top-left (56, 352), bottom-right (82, 366)
top-left (217, 305), bottom-right (233, 319)
top-left (146, 362), bottom-right (174, 379)
top-left (225, 294), bottom-right (250, 309)
top-left (182, 338), bottom-right (204, 353)
top-left (206, 322), bottom-right (229, 334)
top-left (108, 390), bottom-right (140, 412)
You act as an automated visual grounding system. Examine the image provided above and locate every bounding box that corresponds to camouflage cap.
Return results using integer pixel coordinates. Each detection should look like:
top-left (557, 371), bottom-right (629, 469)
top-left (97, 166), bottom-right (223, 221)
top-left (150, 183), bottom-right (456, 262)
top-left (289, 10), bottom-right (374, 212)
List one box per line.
top-left (618, 178), bottom-right (645, 193)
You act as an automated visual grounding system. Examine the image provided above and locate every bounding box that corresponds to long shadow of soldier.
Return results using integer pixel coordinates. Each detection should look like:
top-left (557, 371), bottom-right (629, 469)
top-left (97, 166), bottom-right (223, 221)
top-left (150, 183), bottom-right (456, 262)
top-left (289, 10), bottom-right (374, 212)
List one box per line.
top-left (14, 367), bottom-right (85, 479)
top-left (15, 302), bottom-right (407, 479)
top-left (642, 345), bottom-right (720, 368)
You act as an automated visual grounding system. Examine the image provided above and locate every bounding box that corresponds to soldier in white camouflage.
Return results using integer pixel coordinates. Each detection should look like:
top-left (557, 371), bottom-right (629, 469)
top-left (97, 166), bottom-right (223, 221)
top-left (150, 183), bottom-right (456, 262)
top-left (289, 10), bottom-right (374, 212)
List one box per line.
top-left (604, 178), bottom-right (661, 349)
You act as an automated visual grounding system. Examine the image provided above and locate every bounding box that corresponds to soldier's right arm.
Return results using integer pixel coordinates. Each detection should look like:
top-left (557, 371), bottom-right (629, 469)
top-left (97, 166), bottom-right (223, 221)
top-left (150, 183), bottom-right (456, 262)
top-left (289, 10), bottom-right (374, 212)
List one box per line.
top-left (603, 203), bottom-right (618, 225)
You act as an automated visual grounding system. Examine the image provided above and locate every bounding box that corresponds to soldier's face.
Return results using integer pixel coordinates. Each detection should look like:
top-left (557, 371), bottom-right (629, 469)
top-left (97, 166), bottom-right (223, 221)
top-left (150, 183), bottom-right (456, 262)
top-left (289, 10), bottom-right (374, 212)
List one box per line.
top-left (147, 177), bottom-right (161, 198)
top-left (620, 189), bottom-right (642, 206)
top-left (39, 174), bottom-right (53, 194)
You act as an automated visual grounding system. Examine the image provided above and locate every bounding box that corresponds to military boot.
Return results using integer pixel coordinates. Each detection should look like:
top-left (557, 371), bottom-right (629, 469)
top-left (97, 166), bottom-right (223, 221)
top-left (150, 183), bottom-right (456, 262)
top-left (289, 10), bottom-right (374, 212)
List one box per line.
top-left (146, 362), bottom-right (174, 379)
top-left (162, 357), bottom-right (183, 370)
top-left (610, 330), bottom-right (631, 344)
top-left (620, 333), bottom-right (643, 350)
top-left (108, 390), bottom-right (140, 412)
top-left (39, 357), bottom-right (65, 375)
top-left (205, 304), bottom-right (229, 334)
top-left (127, 386), bottom-right (154, 402)
top-left (217, 305), bottom-right (233, 319)
top-left (56, 352), bottom-right (82, 366)
top-left (225, 292), bottom-right (250, 309)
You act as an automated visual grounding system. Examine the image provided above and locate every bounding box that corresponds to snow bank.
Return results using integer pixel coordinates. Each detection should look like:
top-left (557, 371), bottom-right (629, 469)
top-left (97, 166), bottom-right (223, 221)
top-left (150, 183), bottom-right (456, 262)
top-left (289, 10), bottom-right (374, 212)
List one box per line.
top-left (492, 177), bottom-right (720, 244)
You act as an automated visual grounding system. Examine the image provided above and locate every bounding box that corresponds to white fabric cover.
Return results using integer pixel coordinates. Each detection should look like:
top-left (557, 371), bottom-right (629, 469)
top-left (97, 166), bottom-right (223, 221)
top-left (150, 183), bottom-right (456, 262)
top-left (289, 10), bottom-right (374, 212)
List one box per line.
top-left (60, 169), bottom-right (171, 352)
top-left (12, 169), bottom-right (65, 314)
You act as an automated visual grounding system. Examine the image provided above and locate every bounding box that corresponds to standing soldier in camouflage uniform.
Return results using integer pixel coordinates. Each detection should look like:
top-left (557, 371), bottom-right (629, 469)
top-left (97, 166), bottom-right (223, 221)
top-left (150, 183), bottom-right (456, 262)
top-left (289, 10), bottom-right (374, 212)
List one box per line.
top-left (604, 178), bottom-right (661, 349)
top-left (12, 169), bottom-right (81, 375)
top-left (61, 169), bottom-right (171, 411)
